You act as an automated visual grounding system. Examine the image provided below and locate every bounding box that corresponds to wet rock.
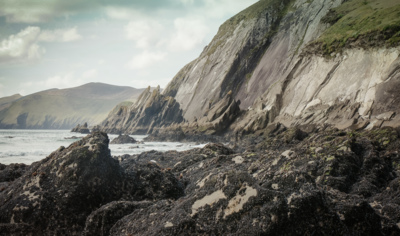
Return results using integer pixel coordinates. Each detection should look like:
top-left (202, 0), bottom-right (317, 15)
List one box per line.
top-left (110, 134), bottom-right (137, 144)
top-left (71, 122), bottom-right (90, 134)
top-left (83, 201), bottom-right (153, 236)
top-left (106, 127), bottom-right (400, 235)
top-left (0, 163), bottom-right (28, 182)
top-left (0, 132), bottom-right (184, 235)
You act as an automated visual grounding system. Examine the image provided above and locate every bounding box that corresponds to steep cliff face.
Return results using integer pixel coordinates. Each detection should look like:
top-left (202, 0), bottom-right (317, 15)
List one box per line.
top-left (101, 86), bottom-right (184, 134)
top-left (233, 0), bottom-right (400, 132)
top-left (103, 0), bottom-right (400, 135)
top-left (163, 0), bottom-right (294, 122)
top-left (165, 0), bottom-right (400, 133)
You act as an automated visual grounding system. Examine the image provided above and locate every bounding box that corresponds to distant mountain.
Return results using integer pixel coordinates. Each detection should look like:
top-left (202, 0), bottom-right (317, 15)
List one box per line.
top-left (0, 94), bottom-right (22, 112)
top-left (0, 83), bottom-right (145, 129)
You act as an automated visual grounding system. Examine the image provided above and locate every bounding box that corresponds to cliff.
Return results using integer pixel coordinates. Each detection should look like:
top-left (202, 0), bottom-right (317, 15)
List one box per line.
top-left (0, 83), bottom-right (145, 129)
top-left (101, 0), bottom-right (400, 137)
top-left (101, 86), bottom-right (184, 134)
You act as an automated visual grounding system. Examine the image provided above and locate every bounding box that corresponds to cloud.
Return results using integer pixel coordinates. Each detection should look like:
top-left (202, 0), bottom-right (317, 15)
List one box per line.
top-left (169, 17), bottom-right (209, 51)
top-left (82, 69), bottom-right (98, 79)
top-left (0, 0), bottom-right (74, 23)
top-left (124, 19), bottom-right (163, 49)
top-left (0, 26), bottom-right (45, 63)
top-left (0, 0), bottom-right (180, 23)
top-left (127, 51), bottom-right (166, 69)
top-left (38, 27), bottom-right (82, 42)
top-left (104, 7), bottom-right (139, 20)
top-left (0, 26), bottom-right (82, 64)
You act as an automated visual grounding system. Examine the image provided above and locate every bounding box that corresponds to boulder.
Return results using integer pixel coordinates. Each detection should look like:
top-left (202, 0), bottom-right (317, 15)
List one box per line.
top-left (110, 134), bottom-right (137, 144)
top-left (0, 132), bottom-right (184, 235)
top-left (71, 122), bottom-right (90, 134)
top-left (0, 163), bottom-right (28, 182)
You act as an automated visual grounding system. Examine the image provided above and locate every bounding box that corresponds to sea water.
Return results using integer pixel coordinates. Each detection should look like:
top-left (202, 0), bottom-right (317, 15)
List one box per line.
top-left (0, 130), bottom-right (205, 165)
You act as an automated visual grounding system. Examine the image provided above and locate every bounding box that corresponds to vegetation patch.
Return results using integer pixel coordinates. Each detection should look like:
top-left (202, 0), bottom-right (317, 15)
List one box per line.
top-left (308, 0), bottom-right (400, 56)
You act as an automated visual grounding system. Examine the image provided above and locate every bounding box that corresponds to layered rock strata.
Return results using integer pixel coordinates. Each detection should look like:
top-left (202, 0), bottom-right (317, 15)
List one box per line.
top-left (101, 86), bottom-right (184, 134)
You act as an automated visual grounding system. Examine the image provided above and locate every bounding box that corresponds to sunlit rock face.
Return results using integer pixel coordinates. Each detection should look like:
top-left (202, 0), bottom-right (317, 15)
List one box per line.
top-left (101, 86), bottom-right (184, 135)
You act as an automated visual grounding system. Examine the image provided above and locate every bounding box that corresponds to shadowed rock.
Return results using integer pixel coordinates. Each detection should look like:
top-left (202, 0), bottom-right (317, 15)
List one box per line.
top-left (0, 132), bottom-right (184, 235)
top-left (110, 134), bottom-right (137, 144)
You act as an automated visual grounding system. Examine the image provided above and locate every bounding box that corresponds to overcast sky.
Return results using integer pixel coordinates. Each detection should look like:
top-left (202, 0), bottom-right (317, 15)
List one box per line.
top-left (0, 0), bottom-right (258, 98)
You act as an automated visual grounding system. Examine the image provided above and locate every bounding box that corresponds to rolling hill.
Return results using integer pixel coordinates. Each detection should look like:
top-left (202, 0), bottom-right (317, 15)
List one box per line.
top-left (0, 83), bottom-right (144, 129)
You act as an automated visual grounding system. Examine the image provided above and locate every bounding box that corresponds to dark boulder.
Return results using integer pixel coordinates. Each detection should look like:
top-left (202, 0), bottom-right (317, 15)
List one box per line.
top-left (110, 134), bottom-right (137, 144)
top-left (0, 132), bottom-right (184, 235)
top-left (0, 163), bottom-right (28, 182)
top-left (71, 122), bottom-right (90, 134)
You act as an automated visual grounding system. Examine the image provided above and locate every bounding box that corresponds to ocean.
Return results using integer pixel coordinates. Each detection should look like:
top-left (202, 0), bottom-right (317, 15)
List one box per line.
top-left (0, 130), bottom-right (205, 165)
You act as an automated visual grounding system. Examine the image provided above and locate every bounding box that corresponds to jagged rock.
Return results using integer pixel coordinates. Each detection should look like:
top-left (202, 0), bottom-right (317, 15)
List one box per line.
top-left (83, 201), bottom-right (153, 236)
top-left (71, 122), bottom-right (90, 134)
top-left (0, 132), bottom-right (184, 235)
top-left (0, 163), bottom-right (28, 183)
top-left (110, 135), bottom-right (137, 144)
top-left (91, 125), bottom-right (101, 133)
top-left (106, 127), bottom-right (400, 235)
top-left (101, 86), bottom-right (184, 134)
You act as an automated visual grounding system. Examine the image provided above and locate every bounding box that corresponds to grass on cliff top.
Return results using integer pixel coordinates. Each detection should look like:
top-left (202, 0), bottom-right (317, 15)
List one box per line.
top-left (316, 0), bottom-right (400, 54)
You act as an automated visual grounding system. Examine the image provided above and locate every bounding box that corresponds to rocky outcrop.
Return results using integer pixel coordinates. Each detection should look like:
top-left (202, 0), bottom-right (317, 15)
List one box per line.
top-left (107, 127), bottom-right (400, 235)
top-left (71, 122), bottom-right (90, 134)
top-left (0, 132), bottom-right (184, 235)
top-left (0, 163), bottom-right (28, 182)
top-left (1, 126), bottom-right (400, 235)
top-left (101, 86), bottom-right (184, 134)
top-left (110, 134), bottom-right (137, 144)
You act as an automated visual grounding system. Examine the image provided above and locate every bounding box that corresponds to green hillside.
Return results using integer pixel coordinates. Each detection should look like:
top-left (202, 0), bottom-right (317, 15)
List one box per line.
top-left (0, 83), bottom-right (143, 129)
top-left (0, 94), bottom-right (22, 112)
top-left (315, 0), bottom-right (400, 55)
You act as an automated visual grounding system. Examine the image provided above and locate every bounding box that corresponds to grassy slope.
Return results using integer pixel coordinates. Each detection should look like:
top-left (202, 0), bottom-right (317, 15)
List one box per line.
top-left (0, 94), bottom-right (22, 112)
top-left (0, 83), bottom-right (143, 128)
top-left (314, 0), bottom-right (400, 55)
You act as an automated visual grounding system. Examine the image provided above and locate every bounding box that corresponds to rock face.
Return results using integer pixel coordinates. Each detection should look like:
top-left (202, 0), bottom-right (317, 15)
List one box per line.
top-left (100, 0), bottom-right (400, 136)
top-left (110, 134), bottom-right (137, 144)
top-left (0, 132), bottom-right (184, 235)
top-left (107, 127), bottom-right (400, 235)
top-left (1, 127), bottom-right (400, 235)
top-left (71, 122), bottom-right (90, 134)
top-left (101, 86), bottom-right (184, 134)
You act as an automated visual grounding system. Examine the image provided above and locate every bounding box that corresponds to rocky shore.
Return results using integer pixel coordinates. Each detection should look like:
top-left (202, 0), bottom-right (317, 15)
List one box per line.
top-left (1, 126), bottom-right (400, 235)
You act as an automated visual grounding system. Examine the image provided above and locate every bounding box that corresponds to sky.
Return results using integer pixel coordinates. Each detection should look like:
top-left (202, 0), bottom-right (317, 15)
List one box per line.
top-left (0, 0), bottom-right (258, 98)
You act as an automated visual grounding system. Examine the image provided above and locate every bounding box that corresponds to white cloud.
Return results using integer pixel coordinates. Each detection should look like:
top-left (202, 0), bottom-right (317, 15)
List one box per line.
top-left (41, 72), bottom-right (85, 89)
top-left (127, 51), bottom-right (166, 69)
top-left (82, 69), bottom-right (98, 79)
top-left (169, 17), bottom-right (209, 51)
top-left (0, 0), bottom-right (80, 23)
top-left (0, 26), bottom-right (45, 63)
top-left (104, 7), bottom-right (139, 20)
top-left (124, 20), bottom-right (163, 49)
top-left (0, 26), bottom-right (82, 64)
top-left (38, 27), bottom-right (82, 42)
